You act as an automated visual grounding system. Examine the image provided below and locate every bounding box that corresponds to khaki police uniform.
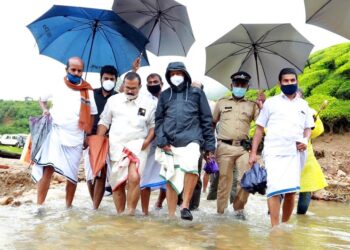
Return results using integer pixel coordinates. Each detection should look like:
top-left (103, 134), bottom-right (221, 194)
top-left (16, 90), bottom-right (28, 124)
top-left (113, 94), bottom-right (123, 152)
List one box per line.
top-left (213, 96), bottom-right (259, 213)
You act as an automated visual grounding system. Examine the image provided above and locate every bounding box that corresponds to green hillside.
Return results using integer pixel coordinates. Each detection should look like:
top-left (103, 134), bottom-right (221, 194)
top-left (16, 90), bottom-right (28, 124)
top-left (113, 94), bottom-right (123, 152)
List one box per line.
top-left (0, 100), bottom-right (42, 134)
top-left (245, 42), bottom-right (350, 133)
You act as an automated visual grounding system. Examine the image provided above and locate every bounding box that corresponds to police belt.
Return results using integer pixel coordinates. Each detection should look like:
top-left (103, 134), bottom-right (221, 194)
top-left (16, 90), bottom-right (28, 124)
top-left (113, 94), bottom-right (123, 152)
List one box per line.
top-left (218, 139), bottom-right (242, 146)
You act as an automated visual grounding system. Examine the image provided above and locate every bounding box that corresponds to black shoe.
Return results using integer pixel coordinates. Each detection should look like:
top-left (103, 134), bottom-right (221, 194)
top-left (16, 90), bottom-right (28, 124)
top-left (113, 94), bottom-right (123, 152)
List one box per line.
top-left (206, 191), bottom-right (217, 200)
top-left (180, 208), bottom-right (193, 221)
top-left (234, 210), bottom-right (246, 220)
top-left (104, 186), bottom-right (112, 196)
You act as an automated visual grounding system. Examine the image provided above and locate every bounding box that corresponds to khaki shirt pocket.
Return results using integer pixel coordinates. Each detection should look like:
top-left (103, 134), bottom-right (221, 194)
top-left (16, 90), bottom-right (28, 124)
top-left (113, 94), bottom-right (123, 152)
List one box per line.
top-left (220, 106), bottom-right (233, 120)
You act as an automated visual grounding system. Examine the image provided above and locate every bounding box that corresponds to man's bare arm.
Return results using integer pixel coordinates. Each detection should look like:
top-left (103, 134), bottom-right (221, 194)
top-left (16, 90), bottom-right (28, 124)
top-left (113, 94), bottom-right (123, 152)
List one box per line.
top-left (142, 128), bottom-right (155, 150)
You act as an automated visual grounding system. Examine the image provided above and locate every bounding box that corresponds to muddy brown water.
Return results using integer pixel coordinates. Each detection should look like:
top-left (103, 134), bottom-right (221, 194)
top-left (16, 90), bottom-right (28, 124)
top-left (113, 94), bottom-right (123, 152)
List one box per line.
top-left (0, 184), bottom-right (349, 250)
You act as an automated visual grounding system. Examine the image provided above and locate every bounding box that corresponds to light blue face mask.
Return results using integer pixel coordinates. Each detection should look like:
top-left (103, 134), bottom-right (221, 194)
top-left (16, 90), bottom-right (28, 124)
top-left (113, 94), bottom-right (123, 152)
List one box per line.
top-left (232, 87), bottom-right (247, 98)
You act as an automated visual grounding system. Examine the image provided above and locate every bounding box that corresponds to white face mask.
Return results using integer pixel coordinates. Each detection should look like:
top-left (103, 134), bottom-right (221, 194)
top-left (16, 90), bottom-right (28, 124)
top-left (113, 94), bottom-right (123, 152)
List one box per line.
top-left (125, 93), bottom-right (138, 100)
top-left (102, 80), bottom-right (115, 91)
top-left (170, 75), bottom-right (184, 86)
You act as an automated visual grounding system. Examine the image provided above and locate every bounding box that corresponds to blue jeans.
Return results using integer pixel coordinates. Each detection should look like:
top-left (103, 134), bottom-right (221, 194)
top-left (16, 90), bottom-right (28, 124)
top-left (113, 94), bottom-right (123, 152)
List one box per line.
top-left (297, 192), bottom-right (311, 214)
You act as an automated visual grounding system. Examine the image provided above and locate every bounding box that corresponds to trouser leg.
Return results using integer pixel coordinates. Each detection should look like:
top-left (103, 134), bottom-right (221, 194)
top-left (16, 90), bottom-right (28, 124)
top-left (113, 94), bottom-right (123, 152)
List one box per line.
top-left (207, 172), bottom-right (219, 200)
top-left (189, 155), bottom-right (203, 210)
top-left (297, 192), bottom-right (311, 214)
top-left (233, 152), bottom-right (250, 211)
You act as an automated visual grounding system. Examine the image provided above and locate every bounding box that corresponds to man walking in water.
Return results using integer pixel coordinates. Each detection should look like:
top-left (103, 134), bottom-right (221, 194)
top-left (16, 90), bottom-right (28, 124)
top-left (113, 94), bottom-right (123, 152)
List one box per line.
top-left (249, 68), bottom-right (314, 227)
top-left (155, 62), bottom-right (215, 220)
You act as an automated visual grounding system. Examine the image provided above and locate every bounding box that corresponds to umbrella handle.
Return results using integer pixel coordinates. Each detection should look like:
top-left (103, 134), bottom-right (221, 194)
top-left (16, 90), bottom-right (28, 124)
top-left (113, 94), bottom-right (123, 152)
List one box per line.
top-left (132, 54), bottom-right (142, 72)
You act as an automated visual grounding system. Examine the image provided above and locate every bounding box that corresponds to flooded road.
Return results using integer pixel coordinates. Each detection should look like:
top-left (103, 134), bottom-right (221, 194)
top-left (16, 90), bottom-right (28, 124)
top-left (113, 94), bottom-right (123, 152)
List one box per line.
top-left (1, 184), bottom-right (349, 249)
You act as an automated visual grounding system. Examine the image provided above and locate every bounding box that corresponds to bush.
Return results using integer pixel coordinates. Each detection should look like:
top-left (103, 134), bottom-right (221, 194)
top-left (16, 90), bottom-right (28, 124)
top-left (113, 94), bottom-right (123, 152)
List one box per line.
top-left (245, 89), bottom-right (258, 101)
top-left (265, 86), bottom-right (280, 97)
top-left (305, 94), bottom-right (336, 111)
top-left (335, 61), bottom-right (350, 78)
top-left (311, 78), bottom-right (343, 96)
top-left (0, 100), bottom-right (41, 134)
top-left (320, 99), bottom-right (350, 133)
top-left (299, 69), bottom-right (329, 96)
top-left (335, 53), bottom-right (350, 68)
top-left (335, 81), bottom-right (350, 100)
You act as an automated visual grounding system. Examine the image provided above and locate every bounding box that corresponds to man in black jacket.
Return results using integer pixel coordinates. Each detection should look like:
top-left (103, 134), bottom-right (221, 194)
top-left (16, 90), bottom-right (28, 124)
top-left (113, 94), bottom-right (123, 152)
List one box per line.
top-left (155, 62), bottom-right (215, 220)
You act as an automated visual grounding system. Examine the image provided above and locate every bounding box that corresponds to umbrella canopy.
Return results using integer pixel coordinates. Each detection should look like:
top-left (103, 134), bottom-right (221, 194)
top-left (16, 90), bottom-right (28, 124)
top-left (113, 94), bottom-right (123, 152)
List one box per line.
top-left (205, 23), bottom-right (314, 90)
top-left (305, 0), bottom-right (350, 39)
top-left (113, 0), bottom-right (195, 56)
top-left (87, 135), bottom-right (109, 177)
top-left (240, 163), bottom-right (267, 195)
top-left (29, 114), bottom-right (52, 162)
top-left (27, 5), bottom-right (149, 75)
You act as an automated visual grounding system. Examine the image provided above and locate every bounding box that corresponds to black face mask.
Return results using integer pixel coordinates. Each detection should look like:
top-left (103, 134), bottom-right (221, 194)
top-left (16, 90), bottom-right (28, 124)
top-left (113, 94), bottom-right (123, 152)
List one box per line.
top-left (147, 84), bottom-right (161, 95)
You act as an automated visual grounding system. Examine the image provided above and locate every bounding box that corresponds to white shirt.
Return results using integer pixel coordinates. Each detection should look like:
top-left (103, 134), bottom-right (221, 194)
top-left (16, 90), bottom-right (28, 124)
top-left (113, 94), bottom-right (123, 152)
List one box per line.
top-left (40, 81), bottom-right (97, 146)
top-left (98, 93), bottom-right (156, 160)
top-left (256, 93), bottom-right (314, 156)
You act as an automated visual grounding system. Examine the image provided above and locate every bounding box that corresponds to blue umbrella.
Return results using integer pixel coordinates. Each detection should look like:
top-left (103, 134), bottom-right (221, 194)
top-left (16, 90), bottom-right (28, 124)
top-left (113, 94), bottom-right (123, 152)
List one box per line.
top-left (27, 5), bottom-right (149, 75)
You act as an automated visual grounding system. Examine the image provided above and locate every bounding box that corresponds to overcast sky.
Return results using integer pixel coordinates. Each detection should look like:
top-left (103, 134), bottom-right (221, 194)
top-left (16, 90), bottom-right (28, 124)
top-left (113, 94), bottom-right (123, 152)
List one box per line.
top-left (0, 0), bottom-right (347, 100)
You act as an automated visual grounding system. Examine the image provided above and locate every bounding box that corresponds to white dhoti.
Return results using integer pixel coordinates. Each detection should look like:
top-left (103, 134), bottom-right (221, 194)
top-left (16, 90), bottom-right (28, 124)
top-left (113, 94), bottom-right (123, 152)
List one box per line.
top-left (140, 140), bottom-right (166, 190)
top-left (108, 139), bottom-right (148, 191)
top-left (264, 151), bottom-right (307, 198)
top-left (156, 142), bottom-right (200, 194)
top-left (83, 148), bottom-right (111, 182)
top-left (31, 125), bottom-right (83, 184)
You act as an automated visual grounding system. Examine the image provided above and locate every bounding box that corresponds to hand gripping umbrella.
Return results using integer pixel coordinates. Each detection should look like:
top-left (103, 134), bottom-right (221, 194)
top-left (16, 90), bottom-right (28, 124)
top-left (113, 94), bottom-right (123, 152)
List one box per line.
top-left (305, 0), bottom-right (350, 39)
top-left (205, 23), bottom-right (314, 90)
top-left (113, 0), bottom-right (195, 56)
top-left (27, 5), bottom-right (149, 75)
top-left (240, 163), bottom-right (267, 195)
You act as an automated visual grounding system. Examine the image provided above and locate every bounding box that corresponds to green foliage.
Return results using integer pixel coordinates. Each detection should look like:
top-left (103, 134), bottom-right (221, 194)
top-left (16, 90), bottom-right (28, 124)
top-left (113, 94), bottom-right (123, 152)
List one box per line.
top-left (320, 99), bottom-right (350, 133)
top-left (264, 86), bottom-right (280, 97)
top-left (0, 100), bottom-right (41, 134)
top-left (298, 69), bottom-right (329, 97)
top-left (335, 81), bottom-right (350, 100)
top-left (335, 53), bottom-right (350, 68)
top-left (298, 42), bottom-right (350, 132)
top-left (311, 78), bottom-right (343, 96)
top-left (335, 61), bottom-right (350, 78)
top-left (0, 145), bottom-right (22, 154)
top-left (305, 94), bottom-right (336, 110)
top-left (245, 89), bottom-right (258, 101)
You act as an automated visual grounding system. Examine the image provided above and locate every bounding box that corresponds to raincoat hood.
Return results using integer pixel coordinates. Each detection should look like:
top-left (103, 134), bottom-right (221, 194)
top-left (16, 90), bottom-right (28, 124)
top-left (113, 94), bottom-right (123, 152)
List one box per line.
top-left (165, 62), bottom-right (192, 88)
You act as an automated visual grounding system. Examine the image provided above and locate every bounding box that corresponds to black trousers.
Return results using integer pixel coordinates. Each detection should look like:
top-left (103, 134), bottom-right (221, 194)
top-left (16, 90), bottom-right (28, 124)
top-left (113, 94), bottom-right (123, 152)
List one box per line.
top-left (177, 154), bottom-right (203, 210)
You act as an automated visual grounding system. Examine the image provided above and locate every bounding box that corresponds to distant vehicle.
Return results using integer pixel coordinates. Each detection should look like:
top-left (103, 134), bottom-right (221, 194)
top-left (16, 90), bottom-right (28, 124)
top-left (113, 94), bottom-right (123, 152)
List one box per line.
top-left (0, 134), bottom-right (28, 147)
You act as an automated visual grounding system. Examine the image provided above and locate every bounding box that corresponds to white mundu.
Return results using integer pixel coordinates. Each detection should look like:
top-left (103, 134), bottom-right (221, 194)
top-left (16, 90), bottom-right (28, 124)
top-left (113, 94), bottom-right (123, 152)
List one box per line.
top-left (256, 93), bottom-right (314, 198)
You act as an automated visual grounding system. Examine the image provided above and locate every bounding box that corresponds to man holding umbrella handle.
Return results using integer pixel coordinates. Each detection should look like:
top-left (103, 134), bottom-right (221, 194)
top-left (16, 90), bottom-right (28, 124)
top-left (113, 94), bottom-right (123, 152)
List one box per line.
top-left (249, 68), bottom-right (314, 227)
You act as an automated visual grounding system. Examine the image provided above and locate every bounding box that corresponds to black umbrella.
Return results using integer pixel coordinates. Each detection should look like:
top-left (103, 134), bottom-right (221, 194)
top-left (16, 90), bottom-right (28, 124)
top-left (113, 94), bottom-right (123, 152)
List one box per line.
top-left (112, 0), bottom-right (195, 56)
top-left (305, 0), bottom-right (350, 39)
top-left (205, 23), bottom-right (314, 90)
